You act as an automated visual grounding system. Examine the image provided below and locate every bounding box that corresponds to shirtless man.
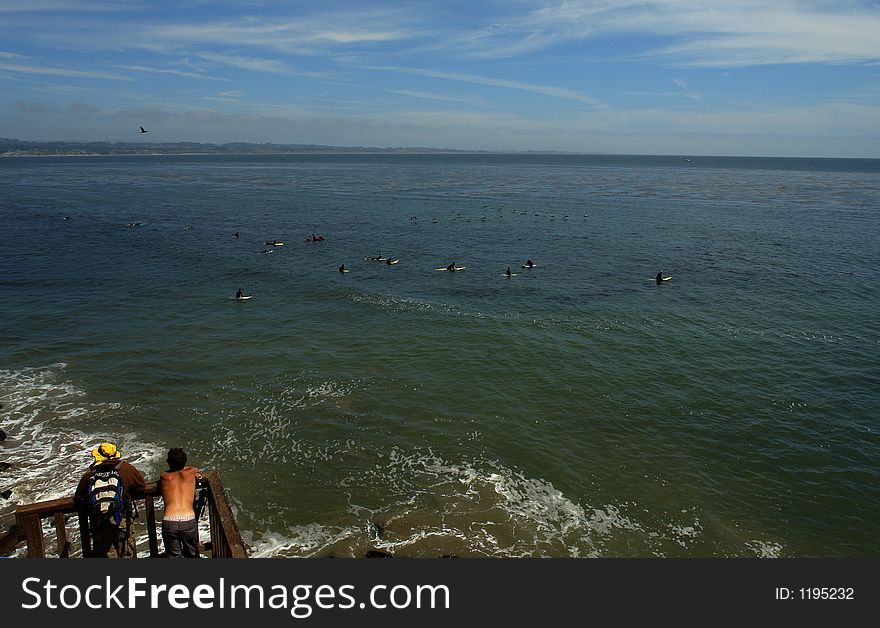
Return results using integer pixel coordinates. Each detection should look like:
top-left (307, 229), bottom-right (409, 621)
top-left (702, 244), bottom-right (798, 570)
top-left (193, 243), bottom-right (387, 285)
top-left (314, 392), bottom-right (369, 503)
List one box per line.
top-left (160, 447), bottom-right (200, 558)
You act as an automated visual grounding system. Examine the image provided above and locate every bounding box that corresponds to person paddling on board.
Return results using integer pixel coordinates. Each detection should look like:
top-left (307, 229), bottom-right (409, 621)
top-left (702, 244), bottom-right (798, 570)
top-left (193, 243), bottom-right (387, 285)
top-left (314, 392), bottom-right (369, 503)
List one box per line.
top-left (656, 272), bottom-right (663, 284)
top-left (236, 288), bottom-right (245, 299)
top-left (339, 264), bottom-right (347, 273)
top-left (447, 262), bottom-right (457, 271)
top-left (525, 258), bottom-right (534, 268)
top-left (506, 267), bottom-right (512, 277)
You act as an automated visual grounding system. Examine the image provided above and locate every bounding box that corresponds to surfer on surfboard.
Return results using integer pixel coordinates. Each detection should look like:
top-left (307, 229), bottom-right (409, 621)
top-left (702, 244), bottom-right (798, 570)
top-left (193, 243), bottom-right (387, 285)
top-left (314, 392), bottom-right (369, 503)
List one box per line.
top-left (236, 288), bottom-right (246, 299)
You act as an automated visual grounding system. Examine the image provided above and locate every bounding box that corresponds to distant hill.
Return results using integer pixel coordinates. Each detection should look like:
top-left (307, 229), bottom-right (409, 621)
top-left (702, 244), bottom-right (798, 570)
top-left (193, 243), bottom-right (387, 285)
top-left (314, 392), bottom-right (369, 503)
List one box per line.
top-left (0, 138), bottom-right (485, 157)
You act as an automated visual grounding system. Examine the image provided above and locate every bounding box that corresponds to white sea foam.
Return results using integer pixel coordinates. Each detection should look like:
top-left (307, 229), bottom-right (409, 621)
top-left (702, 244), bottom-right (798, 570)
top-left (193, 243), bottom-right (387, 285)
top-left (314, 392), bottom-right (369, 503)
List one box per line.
top-left (243, 525), bottom-right (363, 558)
top-left (0, 367), bottom-right (777, 558)
top-left (191, 375), bottom-right (369, 470)
top-left (746, 539), bottom-right (783, 558)
top-left (244, 447), bottom-right (649, 557)
top-left (0, 364), bottom-right (168, 555)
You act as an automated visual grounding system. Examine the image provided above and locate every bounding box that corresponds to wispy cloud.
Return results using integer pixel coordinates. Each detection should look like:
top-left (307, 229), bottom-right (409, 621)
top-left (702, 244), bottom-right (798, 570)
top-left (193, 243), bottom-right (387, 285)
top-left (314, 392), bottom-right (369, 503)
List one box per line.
top-left (2, 6), bottom-right (421, 57)
top-left (113, 64), bottom-right (230, 81)
top-left (197, 53), bottom-right (295, 75)
top-left (0, 71), bottom-right (96, 93)
top-left (383, 88), bottom-right (490, 107)
top-left (453, 0), bottom-right (880, 67)
top-left (136, 12), bottom-right (418, 55)
top-left (0, 61), bottom-right (132, 81)
top-left (203, 89), bottom-right (244, 103)
top-left (366, 65), bottom-right (606, 108)
top-left (672, 79), bottom-right (700, 100)
top-left (2, 2), bottom-right (878, 156)
top-left (0, 1), bottom-right (121, 12)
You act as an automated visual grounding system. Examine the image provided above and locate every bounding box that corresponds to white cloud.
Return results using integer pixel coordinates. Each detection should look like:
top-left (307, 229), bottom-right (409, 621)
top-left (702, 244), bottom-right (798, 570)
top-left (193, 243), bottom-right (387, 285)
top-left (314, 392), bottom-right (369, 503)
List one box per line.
top-left (366, 65), bottom-right (606, 108)
top-left (197, 53), bottom-right (295, 75)
top-left (0, 1), bottom-right (119, 12)
top-left (134, 12), bottom-right (417, 55)
top-left (455, 0), bottom-right (880, 66)
top-left (203, 89), bottom-right (244, 103)
top-left (8, 3), bottom-right (878, 72)
top-left (383, 88), bottom-right (490, 107)
top-left (671, 79), bottom-right (700, 100)
top-left (0, 72), bottom-right (96, 93)
top-left (0, 61), bottom-right (132, 81)
top-left (113, 64), bottom-right (230, 81)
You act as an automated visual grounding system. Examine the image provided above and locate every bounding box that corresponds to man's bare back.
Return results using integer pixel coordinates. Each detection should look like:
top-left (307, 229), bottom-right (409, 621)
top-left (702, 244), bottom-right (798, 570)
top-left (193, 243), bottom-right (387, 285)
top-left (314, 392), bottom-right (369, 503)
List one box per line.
top-left (160, 466), bottom-right (199, 518)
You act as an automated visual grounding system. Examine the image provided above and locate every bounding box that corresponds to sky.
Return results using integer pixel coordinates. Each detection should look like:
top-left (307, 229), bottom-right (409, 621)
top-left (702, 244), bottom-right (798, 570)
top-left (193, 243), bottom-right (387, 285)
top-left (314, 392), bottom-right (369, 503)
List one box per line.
top-left (2, 0), bottom-right (880, 157)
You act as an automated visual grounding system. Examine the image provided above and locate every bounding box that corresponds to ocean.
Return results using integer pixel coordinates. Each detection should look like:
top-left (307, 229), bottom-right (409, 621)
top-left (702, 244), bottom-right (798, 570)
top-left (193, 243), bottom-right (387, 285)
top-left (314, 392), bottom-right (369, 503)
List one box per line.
top-left (1, 153), bottom-right (878, 557)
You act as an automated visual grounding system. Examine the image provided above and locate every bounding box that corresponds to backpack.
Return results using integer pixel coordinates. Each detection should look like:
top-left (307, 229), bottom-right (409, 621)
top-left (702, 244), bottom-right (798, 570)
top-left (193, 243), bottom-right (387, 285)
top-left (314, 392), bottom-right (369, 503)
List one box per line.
top-left (86, 466), bottom-right (128, 528)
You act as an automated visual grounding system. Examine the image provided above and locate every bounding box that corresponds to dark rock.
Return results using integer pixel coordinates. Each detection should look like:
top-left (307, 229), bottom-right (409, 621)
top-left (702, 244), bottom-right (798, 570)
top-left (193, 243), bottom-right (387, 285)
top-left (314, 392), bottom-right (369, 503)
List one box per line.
top-left (372, 521), bottom-right (385, 538)
top-left (364, 549), bottom-right (393, 558)
top-left (0, 489), bottom-right (11, 500)
top-left (0, 429), bottom-right (6, 442)
top-left (0, 462), bottom-right (11, 472)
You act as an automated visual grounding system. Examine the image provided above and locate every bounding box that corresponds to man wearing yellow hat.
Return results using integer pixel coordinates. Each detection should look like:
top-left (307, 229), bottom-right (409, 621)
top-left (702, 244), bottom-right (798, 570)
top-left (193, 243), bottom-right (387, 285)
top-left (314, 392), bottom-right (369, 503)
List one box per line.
top-left (74, 442), bottom-right (146, 558)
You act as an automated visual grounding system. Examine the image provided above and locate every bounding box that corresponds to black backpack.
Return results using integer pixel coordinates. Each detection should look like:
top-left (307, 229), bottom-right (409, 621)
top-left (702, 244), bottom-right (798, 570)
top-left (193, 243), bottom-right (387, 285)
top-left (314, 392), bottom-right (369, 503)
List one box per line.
top-left (86, 466), bottom-right (127, 528)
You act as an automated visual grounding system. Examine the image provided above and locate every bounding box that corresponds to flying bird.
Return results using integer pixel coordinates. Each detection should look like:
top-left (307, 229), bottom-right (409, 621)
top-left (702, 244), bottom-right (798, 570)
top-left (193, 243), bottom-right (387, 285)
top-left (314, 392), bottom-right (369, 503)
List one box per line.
top-left (139, 126), bottom-right (148, 133)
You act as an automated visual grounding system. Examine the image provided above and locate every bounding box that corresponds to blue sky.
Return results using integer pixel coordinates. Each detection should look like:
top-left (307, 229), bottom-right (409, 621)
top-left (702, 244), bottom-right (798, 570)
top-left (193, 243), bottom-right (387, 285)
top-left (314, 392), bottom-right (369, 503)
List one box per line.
top-left (2, 0), bottom-right (879, 156)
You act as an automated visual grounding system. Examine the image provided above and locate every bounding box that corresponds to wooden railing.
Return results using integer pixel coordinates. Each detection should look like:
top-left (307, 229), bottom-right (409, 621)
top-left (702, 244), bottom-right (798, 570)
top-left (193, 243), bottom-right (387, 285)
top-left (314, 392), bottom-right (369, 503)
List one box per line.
top-left (13, 469), bottom-right (247, 558)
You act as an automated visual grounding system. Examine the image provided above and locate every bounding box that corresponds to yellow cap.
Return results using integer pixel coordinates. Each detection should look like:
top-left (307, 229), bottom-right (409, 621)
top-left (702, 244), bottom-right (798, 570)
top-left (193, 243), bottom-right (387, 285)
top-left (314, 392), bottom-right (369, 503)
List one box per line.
top-left (91, 442), bottom-right (121, 464)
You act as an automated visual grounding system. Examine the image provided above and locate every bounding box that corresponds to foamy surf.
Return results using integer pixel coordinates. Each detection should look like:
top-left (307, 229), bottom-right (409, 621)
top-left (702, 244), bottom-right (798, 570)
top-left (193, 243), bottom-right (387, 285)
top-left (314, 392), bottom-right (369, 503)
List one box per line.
top-left (231, 448), bottom-right (645, 557)
top-left (0, 364), bottom-right (167, 554)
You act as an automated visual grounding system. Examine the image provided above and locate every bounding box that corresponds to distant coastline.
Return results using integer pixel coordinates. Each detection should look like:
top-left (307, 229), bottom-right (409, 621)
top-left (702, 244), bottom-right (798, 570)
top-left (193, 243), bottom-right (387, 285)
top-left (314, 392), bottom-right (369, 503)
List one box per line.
top-left (0, 138), bottom-right (594, 158)
top-left (3, 139), bottom-right (878, 161)
top-left (0, 138), bottom-right (515, 158)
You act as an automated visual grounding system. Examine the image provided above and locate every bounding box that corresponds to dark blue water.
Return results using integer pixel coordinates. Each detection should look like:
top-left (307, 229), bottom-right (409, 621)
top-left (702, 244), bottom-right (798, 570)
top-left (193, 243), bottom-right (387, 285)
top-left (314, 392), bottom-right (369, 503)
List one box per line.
top-left (1, 154), bottom-right (878, 557)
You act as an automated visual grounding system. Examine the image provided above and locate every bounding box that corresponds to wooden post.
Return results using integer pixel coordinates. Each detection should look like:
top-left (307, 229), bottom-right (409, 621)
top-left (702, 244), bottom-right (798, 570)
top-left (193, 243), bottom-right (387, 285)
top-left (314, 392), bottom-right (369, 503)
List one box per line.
top-left (145, 496), bottom-right (159, 557)
top-left (202, 470), bottom-right (247, 558)
top-left (54, 512), bottom-right (69, 558)
top-left (19, 514), bottom-right (45, 559)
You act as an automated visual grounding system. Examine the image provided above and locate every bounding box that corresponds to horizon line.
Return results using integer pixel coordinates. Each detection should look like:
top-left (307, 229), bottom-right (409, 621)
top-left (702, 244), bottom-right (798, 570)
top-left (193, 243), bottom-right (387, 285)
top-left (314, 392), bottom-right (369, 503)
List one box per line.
top-left (1, 137), bottom-right (878, 161)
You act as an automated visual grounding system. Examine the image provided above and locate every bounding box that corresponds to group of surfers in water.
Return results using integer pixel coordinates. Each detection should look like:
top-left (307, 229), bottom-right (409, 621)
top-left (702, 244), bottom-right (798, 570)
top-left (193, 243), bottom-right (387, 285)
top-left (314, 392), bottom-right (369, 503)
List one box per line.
top-left (240, 251), bottom-right (669, 297)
